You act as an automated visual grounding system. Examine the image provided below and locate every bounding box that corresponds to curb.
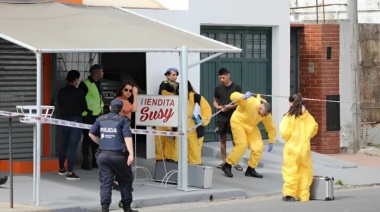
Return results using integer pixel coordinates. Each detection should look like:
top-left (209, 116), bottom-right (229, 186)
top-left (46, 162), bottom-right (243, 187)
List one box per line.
top-left (133, 188), bottom-right (248, 208)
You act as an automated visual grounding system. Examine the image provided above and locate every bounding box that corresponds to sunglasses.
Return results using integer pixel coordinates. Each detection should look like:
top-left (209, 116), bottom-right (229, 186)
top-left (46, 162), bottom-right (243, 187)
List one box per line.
top-left (124, 88), bottom-right (133, 93)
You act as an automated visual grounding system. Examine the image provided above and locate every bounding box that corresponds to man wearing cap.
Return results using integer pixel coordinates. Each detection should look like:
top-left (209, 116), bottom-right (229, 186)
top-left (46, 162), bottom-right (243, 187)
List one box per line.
top-left (79, 64), bottom-right (105, 170)
top-left (89, 99), bottom-right (137, 212)
top-left (57, 70), bottom-right (88, 180)
top-left (154, 68), bottom-right (179, 162)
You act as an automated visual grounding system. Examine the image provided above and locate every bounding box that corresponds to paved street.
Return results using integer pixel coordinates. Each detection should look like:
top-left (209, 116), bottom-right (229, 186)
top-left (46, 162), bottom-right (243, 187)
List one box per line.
top-left (138, 185), bottom-right (380, 212)
top-left (1, 142), bottom-right (380, 211)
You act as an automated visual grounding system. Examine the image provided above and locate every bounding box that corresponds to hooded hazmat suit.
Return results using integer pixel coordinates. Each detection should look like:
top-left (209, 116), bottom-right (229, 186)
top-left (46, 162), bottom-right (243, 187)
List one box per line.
top-left (187, 92), bottom-right (212, 164)
top-left (225, 92), bottom-right (276, 168)
top-left (154, 81), bottom-right (179, 161)
top-left (280, 109), bottom-right (318, 201)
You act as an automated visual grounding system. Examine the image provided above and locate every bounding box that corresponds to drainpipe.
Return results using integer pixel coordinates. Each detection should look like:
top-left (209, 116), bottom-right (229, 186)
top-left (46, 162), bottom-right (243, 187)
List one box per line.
top-left (316, 0), bottom-right (319, 24)
top-left (322, 0), bottom-right (325, 23)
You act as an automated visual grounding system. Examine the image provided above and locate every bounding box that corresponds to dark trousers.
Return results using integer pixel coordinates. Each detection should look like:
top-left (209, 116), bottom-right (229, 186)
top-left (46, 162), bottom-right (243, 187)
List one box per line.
top-left (82, 115), bottom-right (99, 158)
top-left (58, 117), bottom-right (83, 172)
top-left (97, 153), bottom-right (133, 206)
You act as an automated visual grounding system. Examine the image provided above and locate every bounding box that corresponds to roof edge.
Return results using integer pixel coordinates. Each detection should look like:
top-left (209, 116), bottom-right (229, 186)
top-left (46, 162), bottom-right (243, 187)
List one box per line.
top-left (37, 48), bottom-right (239, 53)
top-left (112, 6), bottom-right (242, 53)
top-left (0, 33), bottom-right (38, 53)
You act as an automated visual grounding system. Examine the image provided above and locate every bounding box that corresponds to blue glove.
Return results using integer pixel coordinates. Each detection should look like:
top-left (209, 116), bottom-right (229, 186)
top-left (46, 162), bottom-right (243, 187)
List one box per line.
top-left (268, 143), bottom-right (274, 152)
top-left (243, 91), bottom-right (252, 100)
top-left (193, 115), bottom-right (202, 125)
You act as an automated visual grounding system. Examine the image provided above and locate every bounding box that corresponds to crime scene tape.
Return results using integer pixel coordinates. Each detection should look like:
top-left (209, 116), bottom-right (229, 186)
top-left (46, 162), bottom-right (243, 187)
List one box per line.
top-left (187, 96), bottom-right (243, 133)
top-left (0, 110), bottom-right (185, 136)
top-left (186, 92), bottom-right (359, 134)
top-left (1, 92), bottom-right (357, 136)
top-left (251, 93), bottom-right (358, 104)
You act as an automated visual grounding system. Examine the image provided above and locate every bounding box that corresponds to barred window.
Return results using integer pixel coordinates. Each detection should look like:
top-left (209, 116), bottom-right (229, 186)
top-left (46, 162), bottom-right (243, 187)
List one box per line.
top-left (246, 33), bottom-right (267, 59)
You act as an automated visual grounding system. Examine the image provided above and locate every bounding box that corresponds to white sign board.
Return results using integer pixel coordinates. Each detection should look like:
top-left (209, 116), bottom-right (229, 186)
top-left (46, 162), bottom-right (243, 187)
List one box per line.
top-left (136, 95), bottom-right (178, 127)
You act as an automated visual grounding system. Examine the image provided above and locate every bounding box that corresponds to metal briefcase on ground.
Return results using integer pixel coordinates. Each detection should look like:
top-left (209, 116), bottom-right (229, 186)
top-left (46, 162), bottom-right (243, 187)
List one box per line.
top-left (310, 176), bottom-right (335, 201)
top-left (154, 161), bottom-right (213, 188)
top-left (188, 164), bottom-right (213, 189)
top-left (154, 160), bottom-right (178, 184)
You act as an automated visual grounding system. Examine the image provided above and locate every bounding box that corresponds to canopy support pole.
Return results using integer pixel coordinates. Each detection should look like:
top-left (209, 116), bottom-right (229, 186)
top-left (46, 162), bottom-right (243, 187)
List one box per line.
top-left (177, 46), bottom-right (189, 191)
top-left (187, 52), bottom-right (225, 69)
top-left (35, 52), bottom-right (42, 206)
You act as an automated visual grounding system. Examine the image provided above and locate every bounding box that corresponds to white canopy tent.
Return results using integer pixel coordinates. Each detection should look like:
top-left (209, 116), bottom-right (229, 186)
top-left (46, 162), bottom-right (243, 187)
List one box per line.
top-left (0, 2), bottom-right (241, 206)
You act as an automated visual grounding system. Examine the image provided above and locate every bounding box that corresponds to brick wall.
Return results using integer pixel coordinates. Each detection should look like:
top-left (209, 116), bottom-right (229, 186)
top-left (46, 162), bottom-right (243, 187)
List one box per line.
top-left (298, 24), bottom-right (340, 154)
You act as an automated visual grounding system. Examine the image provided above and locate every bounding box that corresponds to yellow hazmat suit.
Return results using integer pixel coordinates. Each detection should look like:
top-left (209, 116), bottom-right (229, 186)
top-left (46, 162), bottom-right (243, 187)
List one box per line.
top-left (280, 109), bottom-right (318, 201)
top-left (155, 88), bottom-right (179, 161)
top-left (225, 92), bottom-right (276, 168)
top-left (187, 92), bottom-right (212, 164)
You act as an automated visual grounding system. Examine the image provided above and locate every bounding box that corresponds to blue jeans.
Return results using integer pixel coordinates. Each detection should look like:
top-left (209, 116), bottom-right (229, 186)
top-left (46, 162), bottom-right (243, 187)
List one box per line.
top-left (58, 117), bottom-right (83, 172)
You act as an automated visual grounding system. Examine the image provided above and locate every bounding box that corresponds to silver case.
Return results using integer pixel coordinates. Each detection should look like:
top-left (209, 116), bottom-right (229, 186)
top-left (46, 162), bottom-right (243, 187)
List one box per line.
top-left (188, 164), bottom-right (213, 189)
top-left (154, 160), bottom-right (178, 184)
top-left (154, 162), bottom-right (213, 188)
top-left (310, 176), bottom-right (335, 201)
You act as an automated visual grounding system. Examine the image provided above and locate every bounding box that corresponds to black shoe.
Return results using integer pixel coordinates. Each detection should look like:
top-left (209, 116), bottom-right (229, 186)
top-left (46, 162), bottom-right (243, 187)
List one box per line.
top-left (122, 203), bottom-right (138, 212)
top-left (124, 208), bottom-right (139, 212)
top-left (58, 168), bottom-right (67, 176)
top-left (66, 172), bottom-right (80, 180)
top-left (282, 196), bottom-right (296, 202)
top-left (0, 175), bottom-right (8, 185)
top-left (101, 204), bottom-right (110, 212)
top-left (221, 163), bottom-right (233, 178)
top-left (244, 166), bottom-right (263, 178)
top-left (81, 156), bottom-right (92, 170)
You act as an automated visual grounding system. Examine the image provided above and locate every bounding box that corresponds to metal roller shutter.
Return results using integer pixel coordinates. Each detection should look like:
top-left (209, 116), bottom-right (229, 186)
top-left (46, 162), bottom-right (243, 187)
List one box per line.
top-left (0, 38), bottom-right (36, 159)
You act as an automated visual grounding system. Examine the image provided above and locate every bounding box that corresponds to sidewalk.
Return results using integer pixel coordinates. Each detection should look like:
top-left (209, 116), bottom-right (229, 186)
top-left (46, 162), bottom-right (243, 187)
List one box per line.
top-left (328, 153), bottom-right (380, 169)
top-left (1, 142), bottom-right (380, 211)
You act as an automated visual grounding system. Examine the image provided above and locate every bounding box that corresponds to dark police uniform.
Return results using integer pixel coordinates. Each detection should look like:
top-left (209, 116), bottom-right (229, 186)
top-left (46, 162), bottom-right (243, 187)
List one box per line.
top-left (89, 99), bottom-right (137, 212)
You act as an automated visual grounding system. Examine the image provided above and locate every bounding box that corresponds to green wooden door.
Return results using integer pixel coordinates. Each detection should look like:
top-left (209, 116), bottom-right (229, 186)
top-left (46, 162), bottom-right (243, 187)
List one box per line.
top-left (200, 27), bottom-right (272, 142)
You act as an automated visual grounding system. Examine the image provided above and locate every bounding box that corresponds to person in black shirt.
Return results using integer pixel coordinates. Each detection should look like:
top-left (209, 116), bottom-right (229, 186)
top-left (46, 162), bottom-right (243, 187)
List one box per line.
top-left (213, 68), bottom-right (243, 171)
top-left (57, 70), bottom-right (88, 180)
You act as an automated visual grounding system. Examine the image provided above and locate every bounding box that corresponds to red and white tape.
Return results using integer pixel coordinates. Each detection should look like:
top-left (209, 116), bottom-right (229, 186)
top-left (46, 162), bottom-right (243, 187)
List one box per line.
top-left (0, 110), bottom-right (185, 136)
top-left (0, 110), bottom-right (28, 118)
top-left (1, 92), bottom-right (353, 136)
top-left (252, 93), bottom-right (357, 104)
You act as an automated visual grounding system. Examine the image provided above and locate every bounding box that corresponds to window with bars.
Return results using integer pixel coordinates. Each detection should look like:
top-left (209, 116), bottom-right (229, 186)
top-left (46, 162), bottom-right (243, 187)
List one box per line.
top-left (56, 53), bottom-right (99, 80)
top-left (219, 33), bottom-right (242, 58)
top-left (201, 30), bottom-right (268, 59)
top-left (246, 33), bottom-right (267, 59)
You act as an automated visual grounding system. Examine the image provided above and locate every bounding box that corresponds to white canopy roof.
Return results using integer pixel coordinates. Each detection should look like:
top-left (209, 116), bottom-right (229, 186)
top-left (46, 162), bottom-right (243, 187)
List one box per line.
top-left (80, 0), bottom-right (166, 9)
top-left (0, 2), bottom-right (241, 53)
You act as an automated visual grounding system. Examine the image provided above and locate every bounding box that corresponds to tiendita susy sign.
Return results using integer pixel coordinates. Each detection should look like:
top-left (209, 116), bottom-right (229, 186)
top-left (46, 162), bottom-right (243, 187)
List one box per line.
top-left (136, 95), bottom-right (178, 127)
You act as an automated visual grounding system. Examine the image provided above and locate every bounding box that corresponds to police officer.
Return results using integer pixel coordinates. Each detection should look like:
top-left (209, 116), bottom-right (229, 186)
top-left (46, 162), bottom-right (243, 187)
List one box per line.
top-left (89, 99), bottom-right (138, 212)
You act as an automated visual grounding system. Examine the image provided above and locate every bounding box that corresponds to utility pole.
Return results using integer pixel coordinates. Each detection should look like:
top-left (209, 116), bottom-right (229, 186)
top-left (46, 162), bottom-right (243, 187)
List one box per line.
top-left (348, 0), bottom-right (361, 153)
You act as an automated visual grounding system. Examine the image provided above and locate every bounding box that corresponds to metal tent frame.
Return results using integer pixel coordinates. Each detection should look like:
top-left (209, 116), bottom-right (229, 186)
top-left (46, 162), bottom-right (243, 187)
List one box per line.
top-left (0, 3), bottom-right (241, 206)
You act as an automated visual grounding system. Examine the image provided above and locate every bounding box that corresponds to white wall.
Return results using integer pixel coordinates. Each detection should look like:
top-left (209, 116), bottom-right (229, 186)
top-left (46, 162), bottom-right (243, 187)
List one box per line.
top-left (339, 20), bottom-right (354, 151)
top-left (133, 0), bottom-right (290, 157)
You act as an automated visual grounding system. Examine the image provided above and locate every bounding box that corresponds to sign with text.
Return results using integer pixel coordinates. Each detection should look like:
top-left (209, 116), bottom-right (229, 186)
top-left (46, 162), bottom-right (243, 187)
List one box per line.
top-left (136, 95), bottom-right (178, 127)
